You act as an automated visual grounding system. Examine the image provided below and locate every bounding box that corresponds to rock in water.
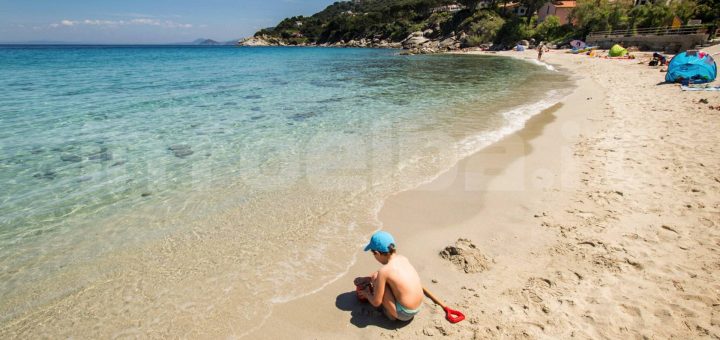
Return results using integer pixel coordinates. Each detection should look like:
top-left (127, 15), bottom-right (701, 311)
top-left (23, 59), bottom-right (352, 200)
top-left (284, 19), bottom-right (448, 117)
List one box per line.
top-left (174, 149), bottom-right (193, 158)
top-left (88, 149), bottom-right (112, 161)
top-left (33, 170), bottom-right (57, 180)
top-left (439, 238), bottom-right (491, 273)
top-left (168, 144), bottom-right (193, 158)
top-left (60, 154), bottom-right (83, 162)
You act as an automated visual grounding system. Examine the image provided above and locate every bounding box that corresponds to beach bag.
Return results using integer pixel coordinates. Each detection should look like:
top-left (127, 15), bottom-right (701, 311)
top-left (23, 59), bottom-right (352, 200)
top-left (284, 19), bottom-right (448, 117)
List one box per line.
top-left (665, 51), bottom-right (717, 84)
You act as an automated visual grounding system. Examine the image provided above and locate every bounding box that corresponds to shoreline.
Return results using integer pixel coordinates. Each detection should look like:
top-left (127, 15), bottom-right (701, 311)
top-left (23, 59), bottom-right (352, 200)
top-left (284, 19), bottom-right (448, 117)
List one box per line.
top-left (246, 50), bottom-right (601, 338)
top-left (248, 47), bottom-right (720, 338)
top-left (234, 54), bottom-right (577, 336)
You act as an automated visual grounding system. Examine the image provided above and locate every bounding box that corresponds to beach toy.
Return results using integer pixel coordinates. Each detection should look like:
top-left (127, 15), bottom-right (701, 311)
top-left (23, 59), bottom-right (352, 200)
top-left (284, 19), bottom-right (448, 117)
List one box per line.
top-left (355, 277), bottom-right (373, 303)
top-left (356, 284), bottom-right (369, 302)
top-left (423, 287), bottom-right (465, 323)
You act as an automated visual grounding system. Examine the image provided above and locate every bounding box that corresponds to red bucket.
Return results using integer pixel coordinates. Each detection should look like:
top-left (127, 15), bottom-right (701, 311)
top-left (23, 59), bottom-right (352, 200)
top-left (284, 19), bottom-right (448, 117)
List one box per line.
top-left (356, 284), bottom-right (369, 303)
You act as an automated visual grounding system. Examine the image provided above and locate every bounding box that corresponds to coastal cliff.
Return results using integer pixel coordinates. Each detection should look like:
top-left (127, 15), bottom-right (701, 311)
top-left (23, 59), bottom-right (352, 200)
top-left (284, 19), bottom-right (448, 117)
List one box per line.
top-left (237, 0), bottom-right (508, 53)
top-left (237, 0), bottom-right (718, 53)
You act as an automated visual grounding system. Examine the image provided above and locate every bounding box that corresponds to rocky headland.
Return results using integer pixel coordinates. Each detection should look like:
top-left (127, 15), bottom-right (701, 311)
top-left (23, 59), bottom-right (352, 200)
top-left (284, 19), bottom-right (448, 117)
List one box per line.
top-left (237, 30), bottom-right (479, 55)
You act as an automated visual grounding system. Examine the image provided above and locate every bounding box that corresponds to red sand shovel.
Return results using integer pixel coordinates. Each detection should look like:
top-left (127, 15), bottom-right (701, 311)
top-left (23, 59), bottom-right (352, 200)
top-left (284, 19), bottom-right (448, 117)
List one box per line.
top-left (423, 287), bottom-right (465, 323)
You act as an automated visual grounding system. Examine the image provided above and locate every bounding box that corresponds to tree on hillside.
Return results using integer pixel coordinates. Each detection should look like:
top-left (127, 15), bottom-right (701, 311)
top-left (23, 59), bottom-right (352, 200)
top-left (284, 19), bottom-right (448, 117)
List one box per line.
top-left (628, 3), bottom-right (674, 29)
top-left (458, 0), bottom-right (480, 11)
top-left (569, 0), bottom-right (631, 37)
top-left (670, 0), bottom-right (698, 23)
top-left (520, 0), bottom-right (547, 24)
top-left (534, 15), bottom-right (561, 40)
top-left (694, 0), bottom-right (719, 25)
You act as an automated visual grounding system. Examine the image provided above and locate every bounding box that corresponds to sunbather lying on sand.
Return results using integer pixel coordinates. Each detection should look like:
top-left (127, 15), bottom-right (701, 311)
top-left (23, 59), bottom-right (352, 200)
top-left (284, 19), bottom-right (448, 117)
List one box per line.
top-left (356, 231), bottom-right (424, 321)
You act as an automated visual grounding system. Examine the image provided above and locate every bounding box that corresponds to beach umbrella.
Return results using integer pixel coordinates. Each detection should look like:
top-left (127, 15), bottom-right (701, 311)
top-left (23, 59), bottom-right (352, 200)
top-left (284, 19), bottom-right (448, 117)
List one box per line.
top-left (570, 40), bottom-right (586, 49)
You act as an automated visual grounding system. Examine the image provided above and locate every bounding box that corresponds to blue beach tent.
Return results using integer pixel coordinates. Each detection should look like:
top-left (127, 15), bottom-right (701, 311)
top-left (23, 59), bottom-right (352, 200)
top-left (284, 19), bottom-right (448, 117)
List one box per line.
top-left (665, 51), bottom-right (717, 84)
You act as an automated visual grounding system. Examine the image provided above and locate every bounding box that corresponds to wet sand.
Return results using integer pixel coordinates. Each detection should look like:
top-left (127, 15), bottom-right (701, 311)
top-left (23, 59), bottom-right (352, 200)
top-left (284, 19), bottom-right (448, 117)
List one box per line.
top-left (249, 45), bottom-right (720, 339)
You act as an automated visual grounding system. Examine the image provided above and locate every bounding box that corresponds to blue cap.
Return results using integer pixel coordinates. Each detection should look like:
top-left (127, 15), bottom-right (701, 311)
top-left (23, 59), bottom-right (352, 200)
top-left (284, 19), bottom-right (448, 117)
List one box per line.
top-left (364, 231), bottom-right (396, 252)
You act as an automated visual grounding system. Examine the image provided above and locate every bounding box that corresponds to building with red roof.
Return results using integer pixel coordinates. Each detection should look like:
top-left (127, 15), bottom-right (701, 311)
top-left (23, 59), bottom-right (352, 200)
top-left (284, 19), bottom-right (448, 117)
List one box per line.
top-left (538, 0), bottom-right (577, 25)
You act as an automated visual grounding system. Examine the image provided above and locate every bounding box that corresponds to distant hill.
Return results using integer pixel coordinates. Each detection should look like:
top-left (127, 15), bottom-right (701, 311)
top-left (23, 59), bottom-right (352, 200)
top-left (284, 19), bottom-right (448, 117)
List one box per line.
top-left (239, 0), bottom-right (522, 51)
top-left (191, 38), bottom-right (224, 45)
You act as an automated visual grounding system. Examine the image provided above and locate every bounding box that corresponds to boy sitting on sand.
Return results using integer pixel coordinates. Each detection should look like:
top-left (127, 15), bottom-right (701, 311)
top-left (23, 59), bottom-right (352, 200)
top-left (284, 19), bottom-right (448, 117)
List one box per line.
top-left (355, 231), bottom-right (424, 321)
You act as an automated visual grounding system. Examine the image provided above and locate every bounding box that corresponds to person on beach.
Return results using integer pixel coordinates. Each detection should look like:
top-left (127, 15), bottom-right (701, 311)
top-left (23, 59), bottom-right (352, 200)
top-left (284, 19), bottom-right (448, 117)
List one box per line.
top-left (355, 231), bottom-right (424, 321)
top-left (537, 42), bottom-right (547, 60)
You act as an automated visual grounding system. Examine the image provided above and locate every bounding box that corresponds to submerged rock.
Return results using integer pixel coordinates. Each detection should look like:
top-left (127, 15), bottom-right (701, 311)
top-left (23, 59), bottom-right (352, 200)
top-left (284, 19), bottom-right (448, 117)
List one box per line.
top-left (60, 154), bottom-right (83, 162)
top-left (33, 170), bottom-right (57, 180)
top-left (174, 149), bottom-right (194, 157)
top-left (168, 144), bottom-right (191, 151)
top-left (289, 112), bottom-right (318, 121)
top-left (168, 144), bottom-right (194, 158)
top-left (88, 148), bottom-right (113, 161)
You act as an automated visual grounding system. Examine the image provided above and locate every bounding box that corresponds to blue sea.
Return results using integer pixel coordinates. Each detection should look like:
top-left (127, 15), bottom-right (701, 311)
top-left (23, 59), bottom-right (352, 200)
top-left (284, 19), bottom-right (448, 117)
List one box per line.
top-left (0, 45), bottom-right (571, 337)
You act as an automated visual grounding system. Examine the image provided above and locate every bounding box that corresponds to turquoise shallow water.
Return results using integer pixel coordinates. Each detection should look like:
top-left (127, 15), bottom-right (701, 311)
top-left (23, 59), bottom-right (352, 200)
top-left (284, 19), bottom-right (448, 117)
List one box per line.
top-left (0, 46), bottom-right (571, 336)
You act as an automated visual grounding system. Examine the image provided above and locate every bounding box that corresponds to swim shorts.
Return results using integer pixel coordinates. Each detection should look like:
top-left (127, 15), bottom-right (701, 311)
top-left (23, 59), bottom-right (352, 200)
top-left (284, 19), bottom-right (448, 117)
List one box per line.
top-left (395, 301), bottom-right (421, 321)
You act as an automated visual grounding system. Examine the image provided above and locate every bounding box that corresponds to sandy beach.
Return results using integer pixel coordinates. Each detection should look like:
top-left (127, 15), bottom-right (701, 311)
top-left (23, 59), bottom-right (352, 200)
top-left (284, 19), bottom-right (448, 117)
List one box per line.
top-left (247, 45), bottom-right (720, 339)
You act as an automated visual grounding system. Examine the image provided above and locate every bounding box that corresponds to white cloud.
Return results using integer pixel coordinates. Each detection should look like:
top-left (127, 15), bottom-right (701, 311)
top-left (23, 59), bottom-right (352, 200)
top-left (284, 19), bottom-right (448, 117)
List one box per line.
top-left (49, 18), bottom-right (193, 29)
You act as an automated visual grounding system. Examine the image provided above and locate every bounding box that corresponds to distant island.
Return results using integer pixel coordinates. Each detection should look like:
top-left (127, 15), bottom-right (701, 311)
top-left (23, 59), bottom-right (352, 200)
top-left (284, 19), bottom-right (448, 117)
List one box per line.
top-left (238, 0), bottom-right (718, 53)
top-left (190, 38), bottom-right (238, 46)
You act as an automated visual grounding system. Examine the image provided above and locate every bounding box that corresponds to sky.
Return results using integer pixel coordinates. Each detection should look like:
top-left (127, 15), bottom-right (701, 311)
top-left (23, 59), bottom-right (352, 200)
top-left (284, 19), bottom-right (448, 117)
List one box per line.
top-left (0, 0), bottom-right (336, 44)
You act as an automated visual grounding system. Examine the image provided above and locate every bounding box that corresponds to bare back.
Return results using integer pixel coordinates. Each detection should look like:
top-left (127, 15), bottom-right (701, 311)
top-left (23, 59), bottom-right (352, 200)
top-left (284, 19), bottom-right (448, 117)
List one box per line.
top-left (379, 254), bottom-right (423, 309)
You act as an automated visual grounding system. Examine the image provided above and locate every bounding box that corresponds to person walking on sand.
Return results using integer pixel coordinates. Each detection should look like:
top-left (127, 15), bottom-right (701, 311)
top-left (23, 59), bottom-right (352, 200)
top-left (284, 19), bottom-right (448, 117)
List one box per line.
top-left (355, 231), bottom-right (424, 321)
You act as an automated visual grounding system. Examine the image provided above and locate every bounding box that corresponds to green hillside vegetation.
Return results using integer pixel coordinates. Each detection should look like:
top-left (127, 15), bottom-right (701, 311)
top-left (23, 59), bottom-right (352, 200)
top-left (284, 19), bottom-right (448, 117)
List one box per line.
top-left (253, 0), bottom-right (718, 47)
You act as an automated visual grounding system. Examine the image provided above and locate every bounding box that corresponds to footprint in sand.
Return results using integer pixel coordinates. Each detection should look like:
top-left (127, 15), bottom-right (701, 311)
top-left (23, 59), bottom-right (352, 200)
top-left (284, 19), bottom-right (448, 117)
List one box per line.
top-left (698, 217), bottom-right (715, 227)
top-left (522, 277), bottom-right (556, 304)
top-left (620, 303), bottom-right (643, 319)
top-left (654, 308), bottom-right (674, 323)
